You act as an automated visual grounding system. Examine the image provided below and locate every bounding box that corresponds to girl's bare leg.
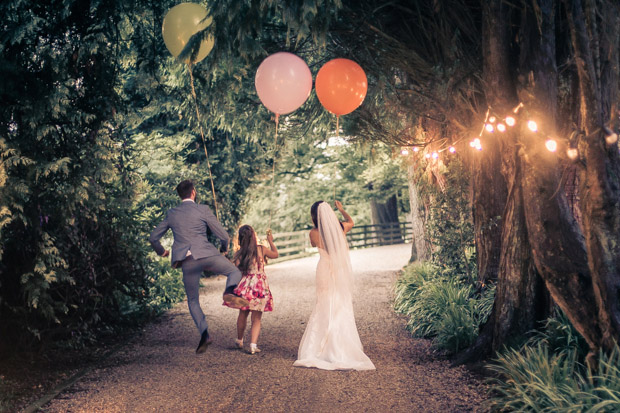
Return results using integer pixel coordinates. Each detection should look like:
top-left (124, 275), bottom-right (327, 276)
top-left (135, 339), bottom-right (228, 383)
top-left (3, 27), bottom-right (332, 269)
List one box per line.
top-left (237, 310), bottom-right (250, 340)
top-left (250, 311), bottom-right (263, 345)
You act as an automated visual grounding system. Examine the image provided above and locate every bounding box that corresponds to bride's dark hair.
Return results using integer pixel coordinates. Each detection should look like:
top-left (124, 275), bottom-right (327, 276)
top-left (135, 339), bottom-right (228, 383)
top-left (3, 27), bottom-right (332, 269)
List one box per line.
top-left (311, 200), bottom-right (344, 231)
top-left (311, 201), bottom-right (324, 228)
top-left (234, 225), bottom-right (259, 273)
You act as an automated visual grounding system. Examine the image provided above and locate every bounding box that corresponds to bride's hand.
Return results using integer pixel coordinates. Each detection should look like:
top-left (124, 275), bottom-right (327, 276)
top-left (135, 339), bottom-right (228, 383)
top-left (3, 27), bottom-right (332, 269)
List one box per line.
top-left (335, 200), bottom-right (344, 211)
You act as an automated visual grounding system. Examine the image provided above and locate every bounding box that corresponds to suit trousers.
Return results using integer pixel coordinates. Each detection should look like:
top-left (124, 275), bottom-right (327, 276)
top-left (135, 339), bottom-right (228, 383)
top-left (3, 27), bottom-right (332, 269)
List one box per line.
top-left (181, 255), bottom-right (242, 334)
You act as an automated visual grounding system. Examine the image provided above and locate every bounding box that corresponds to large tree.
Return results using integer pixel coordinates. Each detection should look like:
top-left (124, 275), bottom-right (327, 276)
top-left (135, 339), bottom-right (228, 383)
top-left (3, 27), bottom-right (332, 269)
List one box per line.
top-left (563, 0), bottom-right (620, 357)
top-left (461, 0), bottom-right (620, 364)
top-left (0, 0), bottom-right (153, 349)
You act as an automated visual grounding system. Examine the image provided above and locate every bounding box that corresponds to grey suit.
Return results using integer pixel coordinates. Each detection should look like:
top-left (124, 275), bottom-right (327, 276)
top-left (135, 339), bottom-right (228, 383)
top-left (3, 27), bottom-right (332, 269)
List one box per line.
top-left (149, 200), bottom-right (242, 335)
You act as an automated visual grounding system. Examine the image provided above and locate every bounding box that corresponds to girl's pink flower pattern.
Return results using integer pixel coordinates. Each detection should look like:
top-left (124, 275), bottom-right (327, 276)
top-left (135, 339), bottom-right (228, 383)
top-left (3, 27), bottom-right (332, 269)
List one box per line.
top-left (223, 259), bottom-right (273, 312)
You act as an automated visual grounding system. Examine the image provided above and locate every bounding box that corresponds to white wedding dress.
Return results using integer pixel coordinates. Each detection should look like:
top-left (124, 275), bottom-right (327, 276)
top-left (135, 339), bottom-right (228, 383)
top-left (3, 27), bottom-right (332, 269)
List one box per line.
top-left (293, 203), bottom-right (375, 371)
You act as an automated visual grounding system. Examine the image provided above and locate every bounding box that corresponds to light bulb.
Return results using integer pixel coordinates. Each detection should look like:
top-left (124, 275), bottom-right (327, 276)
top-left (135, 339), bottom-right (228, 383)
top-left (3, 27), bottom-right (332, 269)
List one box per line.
top-left (413, 147), bottom-right (420, 152)
top-left (605, 133), bottom-right (618, 145)
top-left (527, 120), bottom-right (538, 132)
top-left (449, 146), bottom-right (456, 153)
top-left (505, 116), bottom-right (516, 126)
top-left (497, 123), bottom-right (506, 132)
top-left (485, 123), bottom-right (494, 133)
top-left (545, 139), bottom-right (557, 152)
top-left (567, 148), bottom-right (578, 160)
top-left (489, 116), bottom-right (496, 123)
top-left (425, 153), bottom-right (431, 159)
top-left (401, 149), bottom-right (409, 156)
top-left (432, 152), bottom-right (439, 159)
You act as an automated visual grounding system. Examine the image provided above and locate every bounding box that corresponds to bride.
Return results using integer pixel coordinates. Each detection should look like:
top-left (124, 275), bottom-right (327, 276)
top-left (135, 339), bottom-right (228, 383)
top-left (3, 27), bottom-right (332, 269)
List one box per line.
top-left (293, 200), bottom-right (375, 371)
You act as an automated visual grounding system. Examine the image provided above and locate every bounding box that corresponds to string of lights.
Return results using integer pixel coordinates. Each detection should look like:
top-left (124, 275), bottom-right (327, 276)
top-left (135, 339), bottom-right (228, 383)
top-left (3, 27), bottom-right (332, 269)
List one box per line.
top-left (399, 103), bottom-right (620, 161)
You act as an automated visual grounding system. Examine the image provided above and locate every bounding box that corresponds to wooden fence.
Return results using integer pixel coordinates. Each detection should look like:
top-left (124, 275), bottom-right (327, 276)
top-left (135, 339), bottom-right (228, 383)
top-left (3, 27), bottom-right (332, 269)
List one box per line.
top-left (268, 222), bottom-right (412, 263)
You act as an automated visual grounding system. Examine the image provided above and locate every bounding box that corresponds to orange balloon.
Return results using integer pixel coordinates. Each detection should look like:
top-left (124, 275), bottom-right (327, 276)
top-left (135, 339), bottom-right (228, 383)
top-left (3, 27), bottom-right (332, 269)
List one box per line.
top-left (315, 58), bottom-right (367, 116)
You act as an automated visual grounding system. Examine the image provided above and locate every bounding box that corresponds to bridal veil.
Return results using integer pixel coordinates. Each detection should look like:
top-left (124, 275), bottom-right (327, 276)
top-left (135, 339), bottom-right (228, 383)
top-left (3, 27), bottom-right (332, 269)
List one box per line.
top-left (293, 202), bottom-right (375, 371)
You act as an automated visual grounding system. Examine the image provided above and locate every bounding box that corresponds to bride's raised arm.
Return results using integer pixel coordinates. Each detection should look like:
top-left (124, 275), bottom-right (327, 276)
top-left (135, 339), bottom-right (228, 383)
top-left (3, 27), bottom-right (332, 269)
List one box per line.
top-left (335, 200), bottom-right (354, 234)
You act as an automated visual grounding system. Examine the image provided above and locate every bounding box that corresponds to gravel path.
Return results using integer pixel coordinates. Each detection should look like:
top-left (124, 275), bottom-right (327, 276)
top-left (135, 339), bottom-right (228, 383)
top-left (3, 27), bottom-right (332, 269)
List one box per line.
top-left (42, 244), bottom-right (488, 412)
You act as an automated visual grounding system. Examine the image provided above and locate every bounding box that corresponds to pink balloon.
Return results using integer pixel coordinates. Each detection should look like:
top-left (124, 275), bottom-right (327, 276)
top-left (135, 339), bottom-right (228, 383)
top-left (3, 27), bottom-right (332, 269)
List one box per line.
top-left (255, 52), bottom-right (312, 115)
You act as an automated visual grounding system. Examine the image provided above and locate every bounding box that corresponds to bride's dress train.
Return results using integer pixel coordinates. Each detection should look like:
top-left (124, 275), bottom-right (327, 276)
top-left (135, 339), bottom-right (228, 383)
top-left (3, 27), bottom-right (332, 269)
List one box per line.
top-left (293, 203), bottom-right (375, 371)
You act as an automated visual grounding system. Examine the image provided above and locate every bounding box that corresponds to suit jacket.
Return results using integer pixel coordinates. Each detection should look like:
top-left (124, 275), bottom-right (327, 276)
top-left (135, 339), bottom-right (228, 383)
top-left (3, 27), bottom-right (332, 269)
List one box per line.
top-left (149, 200), bottom-right (229, 266)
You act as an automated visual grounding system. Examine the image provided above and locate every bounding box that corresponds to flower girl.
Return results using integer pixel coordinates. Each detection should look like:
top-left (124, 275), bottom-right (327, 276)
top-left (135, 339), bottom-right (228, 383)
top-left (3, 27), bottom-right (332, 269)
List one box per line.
top-left (224, 225), bottom-right (278, 354)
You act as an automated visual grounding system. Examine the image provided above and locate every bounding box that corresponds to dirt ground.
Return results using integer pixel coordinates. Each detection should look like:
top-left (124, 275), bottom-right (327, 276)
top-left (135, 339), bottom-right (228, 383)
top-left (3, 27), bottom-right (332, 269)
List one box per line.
top-left (32, 244), bottom-right (488, 412)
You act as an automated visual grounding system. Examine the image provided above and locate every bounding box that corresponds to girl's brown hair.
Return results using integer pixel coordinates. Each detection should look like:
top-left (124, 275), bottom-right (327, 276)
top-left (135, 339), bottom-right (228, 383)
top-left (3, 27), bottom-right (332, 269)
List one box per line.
top-left (233, 225), bottom-right (259, 273)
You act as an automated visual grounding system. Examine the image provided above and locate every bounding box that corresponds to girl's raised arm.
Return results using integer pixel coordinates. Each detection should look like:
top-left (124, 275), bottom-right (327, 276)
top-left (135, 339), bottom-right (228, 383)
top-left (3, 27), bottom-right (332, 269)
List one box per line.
top-left (263, 229), bottom-right (279, 259)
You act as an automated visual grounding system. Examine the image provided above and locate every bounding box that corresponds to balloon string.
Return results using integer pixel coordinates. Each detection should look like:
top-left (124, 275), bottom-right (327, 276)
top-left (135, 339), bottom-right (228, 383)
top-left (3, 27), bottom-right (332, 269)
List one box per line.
top-left (188, 63), bottom-right (219, 219)
top-left (268, 114), bottom-right (280, 229)
top-left (336, 115), bottom-right (339, 137)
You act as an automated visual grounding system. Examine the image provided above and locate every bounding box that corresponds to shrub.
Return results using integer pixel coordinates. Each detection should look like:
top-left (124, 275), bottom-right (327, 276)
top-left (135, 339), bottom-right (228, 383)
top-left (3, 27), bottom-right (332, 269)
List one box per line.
top-left (394, 262), bottom-right (491, 353)
top-left (487, 315), bottom-right (620, 412)
top-left (393, 261), bottom-right (436, 315)
top-left (146, 266), bottom-right (186, 313)
top-left (584, 346), bottom-right (620, 410)
top-left (416, 158), bottom-right (477, 284)
top-left (407, 279), bottom-right (474, 339)
top-left (487, 344), bottom-right (582, 411)
top-left (529, 310), bottom-right (590, 361)
top-left (476, 283), bottom-right (496, 326)
top-left (433, 298), bottom-right (478, 353)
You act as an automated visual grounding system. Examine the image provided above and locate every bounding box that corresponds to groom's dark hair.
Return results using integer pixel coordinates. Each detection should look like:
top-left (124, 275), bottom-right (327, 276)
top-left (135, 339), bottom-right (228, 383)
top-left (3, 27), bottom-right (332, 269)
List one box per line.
top-left (176, 180), bottom-right (195, 199)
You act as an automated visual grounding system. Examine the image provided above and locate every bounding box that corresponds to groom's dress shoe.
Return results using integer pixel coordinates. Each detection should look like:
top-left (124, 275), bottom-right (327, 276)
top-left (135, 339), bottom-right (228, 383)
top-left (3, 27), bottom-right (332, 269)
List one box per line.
top-left (223, 293), bottom-right (250, 309)
top-left (223, 286), bottom-right (250, 309)
top-left (196, 329), bottom-right (213, 354)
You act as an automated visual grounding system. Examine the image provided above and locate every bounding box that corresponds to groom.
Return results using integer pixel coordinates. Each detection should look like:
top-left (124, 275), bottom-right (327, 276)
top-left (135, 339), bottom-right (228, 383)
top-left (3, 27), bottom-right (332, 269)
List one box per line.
top-left (149, 180), bottom-right (249, 354)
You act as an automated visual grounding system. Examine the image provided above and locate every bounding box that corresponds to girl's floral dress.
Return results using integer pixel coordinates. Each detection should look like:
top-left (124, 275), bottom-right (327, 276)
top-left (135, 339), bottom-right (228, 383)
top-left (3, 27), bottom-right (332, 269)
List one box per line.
top-left (224, 255), bottom-right (273, 312)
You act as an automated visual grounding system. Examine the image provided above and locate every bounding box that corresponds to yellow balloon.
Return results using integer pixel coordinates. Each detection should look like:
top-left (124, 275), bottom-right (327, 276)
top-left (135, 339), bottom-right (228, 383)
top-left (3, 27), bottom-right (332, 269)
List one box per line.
top-left (162, 3), bottom-right (215, 64)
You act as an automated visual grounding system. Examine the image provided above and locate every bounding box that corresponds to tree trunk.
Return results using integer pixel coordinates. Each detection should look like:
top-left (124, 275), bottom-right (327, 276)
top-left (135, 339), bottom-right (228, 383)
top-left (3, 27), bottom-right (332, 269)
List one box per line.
top-left (470, 0), bottom-right (509, 286)
top-left (565, 0), bottom-right (620, 355)
top-left (516, 0), bottom-right (604, 359)
top-left (407, 163), bottom-right (431, 261)
top-left (370, 195), bottom-right (401, 245)
top-left (457, 0), bottom-right (551, 363)
top-left (472, 132), bottom-right (505, 285)
top-left (492, 154), bottom-right (551, 350)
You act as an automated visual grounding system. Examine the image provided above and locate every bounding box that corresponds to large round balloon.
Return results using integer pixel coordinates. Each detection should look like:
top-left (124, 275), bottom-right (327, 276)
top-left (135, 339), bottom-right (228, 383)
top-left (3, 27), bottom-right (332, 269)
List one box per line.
top-left (315, 58), bottom-right (367, 116)
top-left (255, 52), bottom-right (312, 115)
top-left (162, 3), bottom-right (214, 64)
